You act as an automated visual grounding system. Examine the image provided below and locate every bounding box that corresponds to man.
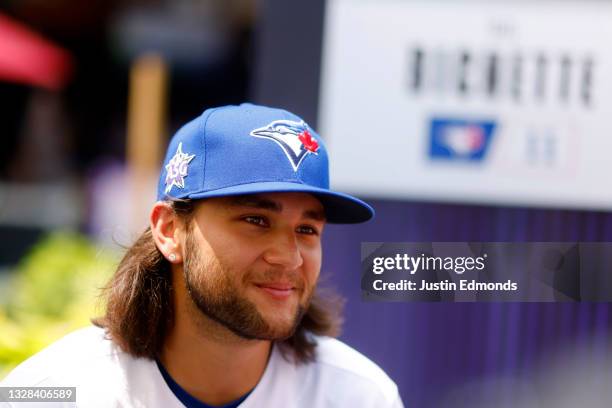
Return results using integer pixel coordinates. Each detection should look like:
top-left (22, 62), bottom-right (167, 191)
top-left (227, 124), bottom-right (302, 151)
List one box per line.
top-left (1, 104), bottom-right (403, 407)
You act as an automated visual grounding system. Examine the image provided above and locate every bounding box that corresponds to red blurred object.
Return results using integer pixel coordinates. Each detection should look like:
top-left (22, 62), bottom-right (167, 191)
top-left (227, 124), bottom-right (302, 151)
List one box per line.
top-left (0, 12), bottom-right (73, 90)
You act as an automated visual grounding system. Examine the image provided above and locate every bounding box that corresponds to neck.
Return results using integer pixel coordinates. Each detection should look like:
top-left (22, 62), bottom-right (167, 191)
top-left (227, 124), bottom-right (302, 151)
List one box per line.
top-left (159, 269), bottom-right (271, 406)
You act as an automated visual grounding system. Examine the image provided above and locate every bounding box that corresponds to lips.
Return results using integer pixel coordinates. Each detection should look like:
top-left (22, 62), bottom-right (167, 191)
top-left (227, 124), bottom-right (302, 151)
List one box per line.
top-left (257, 283), bottom-right (293, 290)
top-left (254, 282), bottom-right (297, 299)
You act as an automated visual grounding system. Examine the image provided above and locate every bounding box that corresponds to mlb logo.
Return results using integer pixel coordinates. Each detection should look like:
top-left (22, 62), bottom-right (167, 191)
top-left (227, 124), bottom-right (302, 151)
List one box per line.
top-left (429, 118), bottom-right (496, 161)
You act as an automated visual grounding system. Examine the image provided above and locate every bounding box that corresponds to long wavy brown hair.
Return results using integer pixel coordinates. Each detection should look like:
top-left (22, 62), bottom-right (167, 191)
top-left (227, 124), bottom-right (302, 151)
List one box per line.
top-left (92, 200), bottom-right (343, 364)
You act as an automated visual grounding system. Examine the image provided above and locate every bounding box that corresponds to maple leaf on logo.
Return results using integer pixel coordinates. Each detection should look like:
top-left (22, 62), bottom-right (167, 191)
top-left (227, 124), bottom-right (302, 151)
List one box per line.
top-left (298, 130), bottom-right (319, 153)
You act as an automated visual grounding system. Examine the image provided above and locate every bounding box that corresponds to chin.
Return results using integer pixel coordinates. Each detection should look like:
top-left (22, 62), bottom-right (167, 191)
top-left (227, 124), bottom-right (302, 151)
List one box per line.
top-left (261, 324), bottom-right (299, 341)
top-left (261, 315), bottom-right (299, 337)
top-left (259, 307), bottom-right (305, 340)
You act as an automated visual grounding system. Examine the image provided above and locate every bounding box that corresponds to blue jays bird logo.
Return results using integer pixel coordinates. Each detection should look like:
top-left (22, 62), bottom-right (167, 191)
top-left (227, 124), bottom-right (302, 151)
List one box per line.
top-left (250, 120), bottom-right (319, 171)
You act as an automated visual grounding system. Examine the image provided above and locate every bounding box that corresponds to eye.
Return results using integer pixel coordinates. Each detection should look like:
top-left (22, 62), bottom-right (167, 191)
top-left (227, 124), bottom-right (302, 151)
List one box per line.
top-left (296, 225), bottom-right (319, 235)
top-left (243, 216), bottom-right (269, 227)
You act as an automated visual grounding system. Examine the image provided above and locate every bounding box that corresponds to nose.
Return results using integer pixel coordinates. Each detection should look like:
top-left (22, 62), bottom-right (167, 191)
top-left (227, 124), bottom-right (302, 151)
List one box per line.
top-left (262, 231), bottom-right (304, 270)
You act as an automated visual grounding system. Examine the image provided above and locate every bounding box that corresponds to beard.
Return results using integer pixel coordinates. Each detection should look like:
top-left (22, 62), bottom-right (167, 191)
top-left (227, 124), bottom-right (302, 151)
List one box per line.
top-left (182, 231), bottom-right (311, 341)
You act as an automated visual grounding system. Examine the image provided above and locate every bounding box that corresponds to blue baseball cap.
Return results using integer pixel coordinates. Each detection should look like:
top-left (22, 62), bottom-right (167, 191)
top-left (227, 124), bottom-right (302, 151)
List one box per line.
top-left (157, 103), bottom-right (374, 223)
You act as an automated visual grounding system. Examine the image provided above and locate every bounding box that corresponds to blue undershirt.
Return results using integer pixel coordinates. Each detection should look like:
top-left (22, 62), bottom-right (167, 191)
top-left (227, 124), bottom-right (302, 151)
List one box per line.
top-left (156, 360), bottom-right (252, 408)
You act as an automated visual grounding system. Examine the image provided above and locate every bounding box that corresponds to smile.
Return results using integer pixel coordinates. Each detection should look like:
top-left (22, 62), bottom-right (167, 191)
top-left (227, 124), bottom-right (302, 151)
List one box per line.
top-left (254, 283), bottom-right (296, 300)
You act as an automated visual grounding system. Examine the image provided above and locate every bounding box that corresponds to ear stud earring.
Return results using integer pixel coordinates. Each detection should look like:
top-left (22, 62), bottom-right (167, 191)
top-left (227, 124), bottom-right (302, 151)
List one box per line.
top-left (169, 253), bottom-right (177, 262)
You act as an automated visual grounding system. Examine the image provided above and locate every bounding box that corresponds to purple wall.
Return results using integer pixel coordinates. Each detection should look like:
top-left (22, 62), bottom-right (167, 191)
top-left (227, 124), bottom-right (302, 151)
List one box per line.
top-left (322, 198), bottom-right (612, 407)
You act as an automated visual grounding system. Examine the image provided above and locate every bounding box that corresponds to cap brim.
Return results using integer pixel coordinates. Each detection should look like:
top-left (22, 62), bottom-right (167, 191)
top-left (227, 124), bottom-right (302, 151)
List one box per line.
top-left (188, 181), bottom-right (374, 224)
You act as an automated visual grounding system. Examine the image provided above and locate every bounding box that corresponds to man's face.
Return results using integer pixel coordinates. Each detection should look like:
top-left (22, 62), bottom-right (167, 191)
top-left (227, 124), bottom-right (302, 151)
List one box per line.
top-left (182, 192), bottom-right (326, 340)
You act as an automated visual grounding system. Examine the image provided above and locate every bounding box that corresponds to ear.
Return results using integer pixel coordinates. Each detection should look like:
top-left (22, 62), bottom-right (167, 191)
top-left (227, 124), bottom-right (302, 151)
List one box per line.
top-left (150, 201), bottom-right (184, 264)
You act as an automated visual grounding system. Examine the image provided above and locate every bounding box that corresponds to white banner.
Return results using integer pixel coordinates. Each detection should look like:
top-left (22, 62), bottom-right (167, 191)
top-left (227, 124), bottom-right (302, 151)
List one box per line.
top-left (319, 0), bottom-right (612, 209)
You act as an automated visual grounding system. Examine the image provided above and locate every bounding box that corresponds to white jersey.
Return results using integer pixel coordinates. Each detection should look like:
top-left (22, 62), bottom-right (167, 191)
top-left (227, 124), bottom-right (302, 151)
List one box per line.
top-left (1, 327), bottom-right (403, 408)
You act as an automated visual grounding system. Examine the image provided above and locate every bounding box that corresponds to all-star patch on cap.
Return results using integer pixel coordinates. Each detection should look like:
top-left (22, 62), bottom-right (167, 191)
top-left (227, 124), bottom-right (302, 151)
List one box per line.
top-left (157, 103), bottom-right (374, 223)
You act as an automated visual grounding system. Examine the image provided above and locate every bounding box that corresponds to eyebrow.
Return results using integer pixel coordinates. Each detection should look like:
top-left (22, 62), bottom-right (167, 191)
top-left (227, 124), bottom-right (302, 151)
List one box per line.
top-left (227, 196), bottom-right (327, 221)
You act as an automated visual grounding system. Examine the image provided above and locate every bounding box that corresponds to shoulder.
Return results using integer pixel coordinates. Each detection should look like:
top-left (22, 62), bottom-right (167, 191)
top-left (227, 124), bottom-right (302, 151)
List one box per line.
top-left (1, 326), bottom-right (123, 386)
top-left (1, 326), bottom-right (178, 407)
top-left (315, 337), bottom-right (400, 402)
top-left (315, 337), bottom-right (396, 388)
top-left (272, 336), bottom-right (403, 407)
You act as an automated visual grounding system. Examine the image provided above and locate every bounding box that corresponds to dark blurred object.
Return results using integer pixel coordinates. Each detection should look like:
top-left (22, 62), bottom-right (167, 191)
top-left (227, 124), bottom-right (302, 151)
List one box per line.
top-left (253, 0), bottom-right (324, 126)
top-left (4, 0), bottom-right (115, 37)
top-left (0, 227), bottom-right (42, 266)
top-left (6, 90), bottom-right (73, 182)
top-left (0, 83), bottom-right (27, 179)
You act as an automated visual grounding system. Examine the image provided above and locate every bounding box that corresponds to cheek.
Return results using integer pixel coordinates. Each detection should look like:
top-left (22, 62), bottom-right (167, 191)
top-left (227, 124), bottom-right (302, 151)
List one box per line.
top-left (193, 227), bottom-right (260, 273)
top-left (303, 246), bottom-right (322, 284)
top-left (222, 239), bottom-right (261, 265)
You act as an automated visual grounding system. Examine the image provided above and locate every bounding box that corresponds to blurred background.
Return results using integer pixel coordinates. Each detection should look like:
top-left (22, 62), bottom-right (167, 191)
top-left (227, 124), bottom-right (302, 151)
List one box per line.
top-left (1, 0), bottom-right (611, 406)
